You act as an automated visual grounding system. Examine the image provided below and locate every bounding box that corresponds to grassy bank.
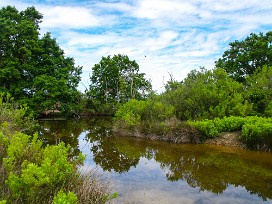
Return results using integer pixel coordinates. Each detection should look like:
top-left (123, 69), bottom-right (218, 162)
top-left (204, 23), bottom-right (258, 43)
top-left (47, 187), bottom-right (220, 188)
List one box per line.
top-left (0, 94), bottom-right (116, 203)
top-left (113, 117), bottom-right (202, 144)
top-left (188, 116), bottom-right (272, 151)
top-left (114, 113), bottom-right (272, 151)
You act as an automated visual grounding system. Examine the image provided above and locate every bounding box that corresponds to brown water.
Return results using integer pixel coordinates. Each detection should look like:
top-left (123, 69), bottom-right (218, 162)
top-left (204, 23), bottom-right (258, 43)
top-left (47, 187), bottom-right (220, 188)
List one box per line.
top-left (39, 117), bottom-right (272, 204)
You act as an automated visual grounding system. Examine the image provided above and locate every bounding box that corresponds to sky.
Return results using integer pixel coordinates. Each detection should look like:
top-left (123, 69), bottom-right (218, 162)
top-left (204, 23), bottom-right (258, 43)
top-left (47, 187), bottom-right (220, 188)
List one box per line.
top-left (1, 0), bottom-right (272, 93)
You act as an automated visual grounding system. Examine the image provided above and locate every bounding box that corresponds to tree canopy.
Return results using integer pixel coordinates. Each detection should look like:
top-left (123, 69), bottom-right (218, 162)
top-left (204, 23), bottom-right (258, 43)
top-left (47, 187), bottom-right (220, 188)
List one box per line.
top-left (0, 6), bottom-right (82, 114)
top-left (215, 31), bottom-right (272, 82)
top-left (89, 54), bottom-right (151, 104)
top-left (160, 68), bottom-right (252, 120)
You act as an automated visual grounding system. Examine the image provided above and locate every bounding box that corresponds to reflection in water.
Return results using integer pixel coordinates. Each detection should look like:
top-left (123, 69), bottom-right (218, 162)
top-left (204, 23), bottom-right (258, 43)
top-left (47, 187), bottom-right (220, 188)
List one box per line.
top-left (39, 117), bottom-right (272, 203)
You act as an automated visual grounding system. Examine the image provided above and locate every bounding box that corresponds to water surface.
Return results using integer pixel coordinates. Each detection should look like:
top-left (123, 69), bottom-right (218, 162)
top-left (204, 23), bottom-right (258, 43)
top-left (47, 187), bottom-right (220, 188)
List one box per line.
top-left (39, 117), bottom-right (272, 204)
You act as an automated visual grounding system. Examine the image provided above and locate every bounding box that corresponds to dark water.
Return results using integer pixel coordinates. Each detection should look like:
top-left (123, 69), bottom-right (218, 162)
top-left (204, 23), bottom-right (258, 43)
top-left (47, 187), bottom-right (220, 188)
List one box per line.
top-left (38, 117), bottom-right (272, 204)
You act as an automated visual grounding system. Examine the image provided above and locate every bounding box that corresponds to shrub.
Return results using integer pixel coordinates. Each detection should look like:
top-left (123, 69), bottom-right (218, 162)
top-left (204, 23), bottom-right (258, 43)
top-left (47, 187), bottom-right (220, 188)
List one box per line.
top-left (0, 131), bottom-right (114, 203)
top-left (189, 116), bottom-right (272, 150)
top-left (1, 131), bottom-right (83, 203)
top-left (189, 116), bottom-right (250, 139)
top-left (52, 190), bottom-right (78, 204)
top-left (161, 68), bottom-right (252, 120)
top-left (115, 99), bottom-right (145, 129)
top-left (0, 93), bottom-right (36, 134)
top-left (0, 93), bottom-right (115, 203)
top-left (187, 120), bottom-right (219, 138)
top-left (241, 118), bottom-right (272, 149)
top-left (115, 99), bottom-right (175, 130)
top-left (214, 116), bottom-right (246, 132)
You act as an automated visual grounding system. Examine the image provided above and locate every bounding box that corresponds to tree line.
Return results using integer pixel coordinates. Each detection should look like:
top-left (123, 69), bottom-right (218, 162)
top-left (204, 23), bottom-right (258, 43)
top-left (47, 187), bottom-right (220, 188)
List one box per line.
top-left (0, 6), bottom-right (152, 116)
top-left (1, 5), bottom-right (272, 120)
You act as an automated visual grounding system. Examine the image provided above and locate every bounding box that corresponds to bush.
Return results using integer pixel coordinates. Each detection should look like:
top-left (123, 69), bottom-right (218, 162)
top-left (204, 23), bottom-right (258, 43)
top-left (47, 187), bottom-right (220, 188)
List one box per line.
top-left (213, 116), bottom-right (245, 132)
top-left (115, 99), bottom-right (145, 128)
top-left (188, 116), bottom-right (251, 138)
top-left (52, 190), bottom-right (78, 204)
top-left (115, 99), bottom-right (175, 131)
top-left (189, 116), bottom-right (272, 150)
top-left (0, 131), bottom-right (114, 203)
top-left (0, 93), bottom-right (36, 134)
top-left (187, 120), bottom-right (219, 138)
top-left (1, 131), bottom-right (83, 203)
top-left (160, 68), bottom-right (252, 120)
top-left (241, 118), bottom-right (272, 149)
top-left (0, 93), bottom-right (116, 203)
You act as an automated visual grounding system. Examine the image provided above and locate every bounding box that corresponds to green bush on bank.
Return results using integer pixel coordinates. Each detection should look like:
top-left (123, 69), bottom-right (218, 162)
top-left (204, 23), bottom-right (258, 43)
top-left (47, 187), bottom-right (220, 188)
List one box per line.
top-left (190, 116), bottom-right (246, 137)
top-left (115, 99), bottom-right (175, 130)
top-left (188, 116), bottom-right (272, 150)
top-left (242, 119), bottom-right (272, 148)
top-left (0, 93), bottom-right (36, 133)
top-left (1, 129), bottom-right (82, 203)
top-left (52, 190), bottom-right (78, 204)
top-left (1, 128), bottom-right (115, 203)
top-left (187, 119), bottom-right (219, 138)
top-left (0, 93), bottom-right (116, 203)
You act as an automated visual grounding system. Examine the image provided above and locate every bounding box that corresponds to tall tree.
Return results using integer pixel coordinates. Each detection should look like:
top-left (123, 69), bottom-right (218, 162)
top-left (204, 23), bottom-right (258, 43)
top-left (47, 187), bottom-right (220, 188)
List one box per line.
top-left (0, 6), bottom-right (41, 98)
top-left (0, 6), bottom-right (82, 114)
top-left (89, 54), bottom-right (151, 104)
top-left (215, 31), bottom-right (272, 82)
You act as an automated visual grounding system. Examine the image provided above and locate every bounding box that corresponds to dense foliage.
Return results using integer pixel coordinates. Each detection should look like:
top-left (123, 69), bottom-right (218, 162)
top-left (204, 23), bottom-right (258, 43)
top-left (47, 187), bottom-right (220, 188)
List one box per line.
top-left (160, 68), bottom-right (252, 120)
top-left (0, 6), bottom-right (82, 115)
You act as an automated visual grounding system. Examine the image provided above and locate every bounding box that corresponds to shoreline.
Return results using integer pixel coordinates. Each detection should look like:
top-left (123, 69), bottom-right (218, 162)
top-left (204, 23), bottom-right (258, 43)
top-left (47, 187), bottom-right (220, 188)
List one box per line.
top-left (113, 128), bottom-right (247, 150)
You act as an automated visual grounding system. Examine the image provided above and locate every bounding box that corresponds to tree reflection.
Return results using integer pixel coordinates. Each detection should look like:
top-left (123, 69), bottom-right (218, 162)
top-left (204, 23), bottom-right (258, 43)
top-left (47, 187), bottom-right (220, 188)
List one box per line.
top-left (38, 119), bottom-right (88, 156)
top-left (111, 135), bottom-right (272, 200)
top-left (39, 117), bottom-right (272, 201)
top-left (154, 145), bottom-right (272, 200)
top-left (85, 117), bottom-right (139, 173)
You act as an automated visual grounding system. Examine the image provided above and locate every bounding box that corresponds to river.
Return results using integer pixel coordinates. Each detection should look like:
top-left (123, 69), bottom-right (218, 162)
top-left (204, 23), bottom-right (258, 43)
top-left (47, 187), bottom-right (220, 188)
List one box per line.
top-left (38, 117), bottom-right (272, 204)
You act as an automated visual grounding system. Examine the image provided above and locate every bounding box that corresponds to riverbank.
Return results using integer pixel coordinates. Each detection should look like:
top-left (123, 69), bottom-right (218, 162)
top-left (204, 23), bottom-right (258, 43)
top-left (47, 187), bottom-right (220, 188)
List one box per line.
top-left (37, 117), bottom-right (272, 204)
top-left (113, 116), bottom-right (272, 151)
top-left (204, 131), bottom-right (246, 149)
top-left (113, 127), bottom-right (246, 149)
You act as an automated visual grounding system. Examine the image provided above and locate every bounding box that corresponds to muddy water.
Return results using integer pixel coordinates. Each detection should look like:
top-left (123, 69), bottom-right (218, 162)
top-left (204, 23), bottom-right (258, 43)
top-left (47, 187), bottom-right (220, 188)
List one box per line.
top-left (39, 117), bottom-right (272, 204)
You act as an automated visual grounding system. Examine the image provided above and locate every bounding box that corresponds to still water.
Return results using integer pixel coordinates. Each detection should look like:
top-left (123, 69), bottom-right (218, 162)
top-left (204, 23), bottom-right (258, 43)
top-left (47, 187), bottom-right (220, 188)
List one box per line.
top-left (39, 117), bottom-right (272, 204)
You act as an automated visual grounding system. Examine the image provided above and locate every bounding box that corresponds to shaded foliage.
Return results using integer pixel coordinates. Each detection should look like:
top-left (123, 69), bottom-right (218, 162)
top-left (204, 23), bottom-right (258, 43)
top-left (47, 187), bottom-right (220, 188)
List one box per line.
top-left (0, 6), bottom-right (82, 115)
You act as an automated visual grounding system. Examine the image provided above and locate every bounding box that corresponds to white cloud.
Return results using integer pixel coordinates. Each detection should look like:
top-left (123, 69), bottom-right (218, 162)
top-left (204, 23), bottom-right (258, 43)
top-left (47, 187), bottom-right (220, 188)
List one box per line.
top-left (133, 0), bottom-right (196, 19)
top-left (39, 6), bottom-right (100, 29)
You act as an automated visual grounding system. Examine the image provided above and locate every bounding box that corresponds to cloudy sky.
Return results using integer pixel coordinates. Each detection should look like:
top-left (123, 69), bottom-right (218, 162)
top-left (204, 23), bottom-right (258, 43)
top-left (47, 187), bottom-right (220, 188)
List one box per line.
top-left (1, 0), bottom-right (272, 92)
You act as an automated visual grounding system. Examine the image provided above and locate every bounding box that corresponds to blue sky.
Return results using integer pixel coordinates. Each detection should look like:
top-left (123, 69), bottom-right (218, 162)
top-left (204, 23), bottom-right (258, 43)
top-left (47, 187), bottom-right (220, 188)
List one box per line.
top-left (1, 0), bottom-right (272, 92)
